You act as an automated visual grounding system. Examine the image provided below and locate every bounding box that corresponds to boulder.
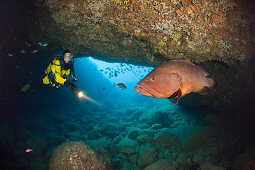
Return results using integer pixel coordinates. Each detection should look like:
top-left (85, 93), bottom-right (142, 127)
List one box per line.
top-left (200, 162), bottom-right (227, 170)
top-left (128, 129), bottom-right (139, 140)
top-left (87, 129), bottom-right (102, 140)
top-left (170, 126), bottom-right (217, 152)
top-left (151, 124), bottom-right (162, 130)
top-left (99, 123), bottom-right (120, 139)
top-left (113, 135), bottom-right (123, 144)
top-left (137, 144), bottom-right (158, 168)
top-left (117, 137), bottom-right (137, 156)
top-left (140, 129), bottom-right (158, 136)
top-left (128, 154), bottom-right (138, 164)
top-left (232, 145), bottom-right (255, 170)
top-left (49, 141), bottom-right (111, 170)
top-left (192, 149), bottom-right (205, 164)
top-left (136, 123), bottom-right (150, 129)
top-left (153, 129), bottom-right (175, 145)
top-left (65, 131), bottom-right (81, 140)
top-left (176, 153), bottom-right (192, 166)
top-left (113, 158), bottom-right (122, 169)
top-left (136, 134), bottom-right (151, 145)
top-left (85, 137), bottom-right (117, 157)
top-left (140, 111), bottom-right (173, 127)
top-left (144, 159), bottom-right (177, 170)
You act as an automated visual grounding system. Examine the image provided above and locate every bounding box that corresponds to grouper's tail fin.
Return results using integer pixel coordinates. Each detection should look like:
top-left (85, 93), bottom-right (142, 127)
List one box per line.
top-left (208, 78), bottom-right (218, 90)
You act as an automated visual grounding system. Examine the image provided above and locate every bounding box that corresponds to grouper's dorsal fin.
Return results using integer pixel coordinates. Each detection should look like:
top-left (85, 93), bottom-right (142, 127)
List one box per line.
top-left (182, 60), bottom-right (209, 76)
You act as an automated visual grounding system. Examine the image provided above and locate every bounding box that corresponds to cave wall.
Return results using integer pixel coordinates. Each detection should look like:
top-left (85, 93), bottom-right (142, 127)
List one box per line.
top-left (30, 0), bottom-right (254, 66)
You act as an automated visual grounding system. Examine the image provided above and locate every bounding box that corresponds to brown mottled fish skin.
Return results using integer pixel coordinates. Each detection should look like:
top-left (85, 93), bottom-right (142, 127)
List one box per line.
top-left (134, 60), bottom-right (217, 104)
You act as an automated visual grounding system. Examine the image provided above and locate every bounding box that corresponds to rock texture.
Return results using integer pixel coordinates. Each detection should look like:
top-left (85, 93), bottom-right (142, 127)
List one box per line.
top-left (30, 0), bottom-right (254, 66)
top-left (49, 141), bottom-right (110, 170)
top-left (232, 145), bottom-right (255, 170)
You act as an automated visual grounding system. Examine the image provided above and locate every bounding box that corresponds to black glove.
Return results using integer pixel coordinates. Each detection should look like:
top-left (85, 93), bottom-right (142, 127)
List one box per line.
top-left (64, 80), bottom-right (71, 87)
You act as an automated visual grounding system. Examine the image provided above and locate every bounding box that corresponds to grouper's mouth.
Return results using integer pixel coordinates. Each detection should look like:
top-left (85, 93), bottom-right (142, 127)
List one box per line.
top-left (134, 84), bottom-right (154, 97)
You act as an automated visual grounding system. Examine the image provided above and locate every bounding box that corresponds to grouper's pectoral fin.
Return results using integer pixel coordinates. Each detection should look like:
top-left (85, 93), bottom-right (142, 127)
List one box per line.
top-left (167, 73), bottom-right (182, 104)
top-left (173, 89), bottom-right (182, 105)
top-left (168, 90), bottom-right (179, 98)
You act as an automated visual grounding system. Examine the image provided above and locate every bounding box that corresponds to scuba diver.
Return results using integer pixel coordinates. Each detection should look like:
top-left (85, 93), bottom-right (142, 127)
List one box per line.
top-left (42, 49), bottom-right (89, 99)
top-left (43, 49), bottom-right (77, 89)
top-left (21, 49), bottom-right (99, 104)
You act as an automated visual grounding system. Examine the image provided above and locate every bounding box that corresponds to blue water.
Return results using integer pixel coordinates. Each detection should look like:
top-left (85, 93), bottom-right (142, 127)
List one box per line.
top-left (1, 52), bottom-right (252, 170)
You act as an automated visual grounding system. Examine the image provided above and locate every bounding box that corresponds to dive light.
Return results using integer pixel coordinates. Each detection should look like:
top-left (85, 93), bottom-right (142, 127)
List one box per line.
top-left (70, 84), bottom-right (84, 98)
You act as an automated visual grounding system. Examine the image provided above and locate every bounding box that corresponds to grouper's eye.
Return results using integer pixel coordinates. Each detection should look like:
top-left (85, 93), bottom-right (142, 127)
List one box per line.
top-left (151, 77), bottom-right (155, 81)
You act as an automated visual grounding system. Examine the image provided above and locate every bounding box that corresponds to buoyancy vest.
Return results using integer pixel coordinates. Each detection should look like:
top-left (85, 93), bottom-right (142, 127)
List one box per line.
top-left (43, 57), bottom-right (71, 86)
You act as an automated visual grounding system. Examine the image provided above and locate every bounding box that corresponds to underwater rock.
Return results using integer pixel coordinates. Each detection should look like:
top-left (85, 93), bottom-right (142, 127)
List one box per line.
top-left (137, 144), bottom-right (158, 168)
top-left (32, 0), bottom-right (254, 66)
top-left (65, 131), bottom-right (81, 141)
top-left (144, 159), bottom-right (176, 170)
top-left (99, 123), bottom-right (121, 139)
top-left (157, 149), bottom-right (177, 160)
top-left (171, 126), bottom-right (217, 152)
top-left (176, 153), bottom-right (192, 167)
top-left (192, 149), bottom-right (205, 164)
top-left (141, 111), bottom-right (173, 128)
top-left (140, 129), bottom-right (158, 137)
top-left (65, 123), bottom-right (79, 131)
top-left (232, 145), bottom-right (255, 170)
top-left (112, 136), bottom-right (124, 144)
top-left (113, 158), bottom-right (122, 169)
top-left (136, 123), bottom-right (150, 129)
top-left (151, 124), bottom-right (162, 130)
top-left (49, 141), bottom-right (109, 170)
top-left (128, 154), bottom-right (138, 165)
top-left (85, 137), bottom-right (115, 154)
top-left (117, 137), bottom-right (137, 156)
top-left (44, 146), bottom-right (58, 160)
top-left (128, 129), bottom-right (139, 140)
top-left (26, 136), bottom-right (48, 156)
top-left (88, 129), bottom-right (102, 140)
top-left (199, 162), bottom-right (227, 170)
top-left (116, 153), bottom-right (127, 160)
top-left (136, 134), bottom-right (151, 145)
top-left (113, 135), bottom-right (123, 144)
top-left (153, 129), bottom-right (175, 146)
top-left (121, 160), bottom-right (135, 170)
top-left (30, 161), bottom-right (48, 170)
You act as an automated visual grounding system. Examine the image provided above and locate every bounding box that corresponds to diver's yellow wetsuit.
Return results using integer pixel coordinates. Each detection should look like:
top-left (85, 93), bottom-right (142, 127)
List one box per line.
top-left (43, 57), bottom-right (71, 87)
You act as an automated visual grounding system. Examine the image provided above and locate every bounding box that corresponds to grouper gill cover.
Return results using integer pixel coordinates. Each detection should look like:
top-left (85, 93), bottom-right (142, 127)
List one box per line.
top-left (1, 0), bottom-right (255, 169)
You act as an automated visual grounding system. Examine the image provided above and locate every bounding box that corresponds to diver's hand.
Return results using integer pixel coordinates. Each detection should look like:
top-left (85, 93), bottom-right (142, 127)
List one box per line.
top-left (64, 80), bottom-right (72, 87)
